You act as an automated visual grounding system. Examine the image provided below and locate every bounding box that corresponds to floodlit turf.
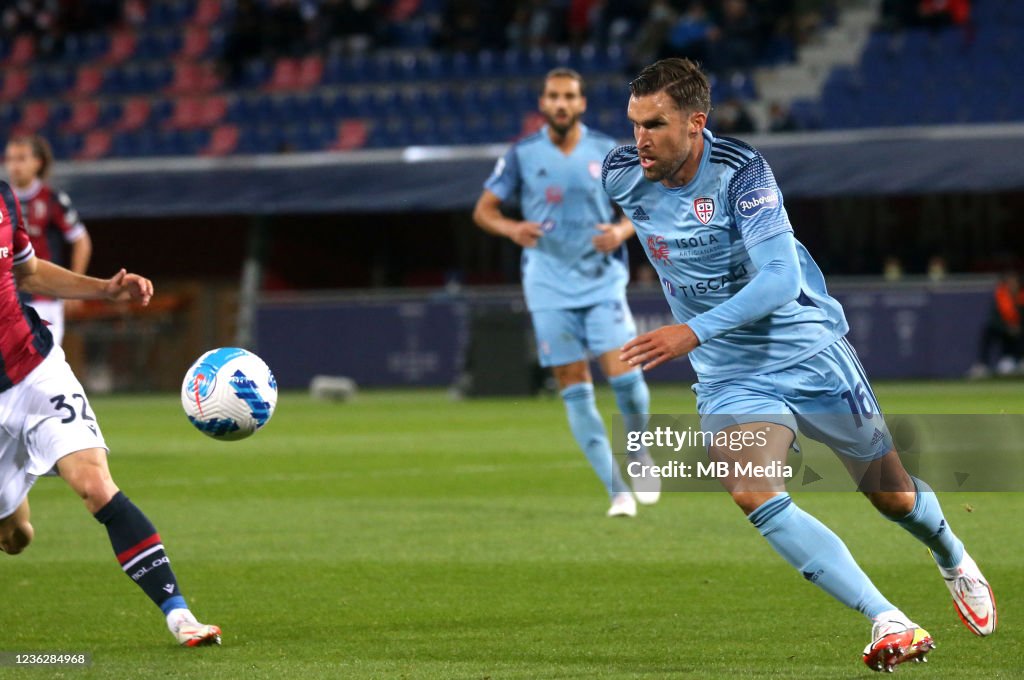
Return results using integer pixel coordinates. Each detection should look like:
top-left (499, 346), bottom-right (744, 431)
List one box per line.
top-left (3, 381), bottom-right (1022, 678)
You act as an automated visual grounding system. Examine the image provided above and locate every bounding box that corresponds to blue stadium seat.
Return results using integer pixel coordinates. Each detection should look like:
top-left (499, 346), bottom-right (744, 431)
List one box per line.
top-left (241, 59), bottom-right (271, 88)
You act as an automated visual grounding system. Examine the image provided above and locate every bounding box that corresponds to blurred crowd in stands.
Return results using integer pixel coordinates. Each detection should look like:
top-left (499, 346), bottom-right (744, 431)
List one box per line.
top-left (2, 1), bottom-right (122, 58)
top-left (878, 0), bottom-right (971, 30)
top-left (222, 0), bottom-right (839, 79)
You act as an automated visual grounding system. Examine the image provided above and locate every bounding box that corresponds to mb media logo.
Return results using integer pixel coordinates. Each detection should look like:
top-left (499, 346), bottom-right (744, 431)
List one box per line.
top-left (632, 206), bottom-right (650, 221)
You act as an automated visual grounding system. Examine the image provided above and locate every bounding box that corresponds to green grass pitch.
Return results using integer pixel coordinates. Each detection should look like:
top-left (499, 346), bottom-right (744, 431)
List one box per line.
top-left (4, 382), bottom-right (1022, 679)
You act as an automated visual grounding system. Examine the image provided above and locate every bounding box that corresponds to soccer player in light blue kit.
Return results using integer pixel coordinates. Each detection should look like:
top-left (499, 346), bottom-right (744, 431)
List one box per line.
top-left (604, 59), bottom-right (996, 671)
top-left (474, 68), bottom-right (659, 518)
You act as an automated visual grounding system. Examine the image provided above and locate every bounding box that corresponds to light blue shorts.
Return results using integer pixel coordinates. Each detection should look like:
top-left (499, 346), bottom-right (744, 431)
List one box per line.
top-left (693, 337), bottom-right (893, 461)
top-left (531, 299), bottom-right (638, 368)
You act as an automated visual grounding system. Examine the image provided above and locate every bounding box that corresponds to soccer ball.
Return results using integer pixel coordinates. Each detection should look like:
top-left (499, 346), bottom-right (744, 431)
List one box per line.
top-left (182, 348), bottom-right (278, 440)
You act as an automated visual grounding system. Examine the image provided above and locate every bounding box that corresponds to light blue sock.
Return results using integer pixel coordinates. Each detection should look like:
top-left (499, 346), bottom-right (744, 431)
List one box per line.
top-left (890, 477), bottom-right (965, 569)
top-left (560, 383), bottom-right (628, 496)
top-left (608, 369), bottom-right (650, 442)
top-left (749, 494), bottom-right (896, 619)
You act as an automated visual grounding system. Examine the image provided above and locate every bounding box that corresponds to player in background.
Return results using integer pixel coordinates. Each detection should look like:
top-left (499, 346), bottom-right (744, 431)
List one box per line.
top-left (0, 183), bottom-right (220, 647)
top-left (603, 59), bottom-right (995, 670)
top-left (5, 135), bottom-right (92, 345)
top-left (473, 68), bottom-right (659, 517)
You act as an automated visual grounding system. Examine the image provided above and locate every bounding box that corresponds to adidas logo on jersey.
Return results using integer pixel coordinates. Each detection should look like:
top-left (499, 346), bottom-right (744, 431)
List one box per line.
top-left (632, 206), bottom-right (650, 221)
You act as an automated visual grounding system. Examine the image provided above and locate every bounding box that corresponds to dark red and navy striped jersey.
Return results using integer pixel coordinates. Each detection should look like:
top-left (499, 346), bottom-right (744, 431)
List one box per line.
top-left (0, 180), bottom-right (53, 390)
top-left (15, 179), bottom-right (87, 303)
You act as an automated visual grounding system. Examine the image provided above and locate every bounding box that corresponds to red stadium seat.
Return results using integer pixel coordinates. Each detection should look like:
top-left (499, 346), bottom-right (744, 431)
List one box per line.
top-left (6, 35), bottom-right (35, 66)
top-left (299, 56), bottom-right (324, 89)
top-left (200, 95), bottom-right (228, 126)
top-left (181, 26), bottom-right (211, 59)
top-left (167, 95), bottom-right (227, 129)
top-left (19, 101), bottom-right (50, 132)
top-left (77, 130), bottom-right (112, 160)
top-left (331, 120), bottom-right (369, 151)
top-left (73, 65), bottom-right (105, 97)
top-left (266, 58), bottom-right (301, 92)
top-left (114, 97), bottom-right (151, 131)
top-left (202, 124), bottom-right (239, 156)
top-left (193, 0), bottom-right (222, 26)
top-left (0, 71), bottom-right (29, 102)
top-left (64, 100), bottom-right (101, 133)
top-left (166, 61), bottom-right (220, 94)
top-left (166, 97), bottom-right (203, 129)
top-left (105, 30), bottom-right (137, 64)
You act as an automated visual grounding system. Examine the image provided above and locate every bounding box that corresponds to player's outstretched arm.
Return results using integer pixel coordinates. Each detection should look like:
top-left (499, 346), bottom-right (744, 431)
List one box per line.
top-left (14, 257), bottom-right (153, 306)
top-left (472, 189), bottom-right (542, 248)
top-left (620, 231), bottom-right (802, 370)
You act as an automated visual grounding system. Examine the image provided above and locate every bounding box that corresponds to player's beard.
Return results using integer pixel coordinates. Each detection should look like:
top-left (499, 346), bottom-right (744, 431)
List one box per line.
top-left (545, 111), bottom-right (579, 136)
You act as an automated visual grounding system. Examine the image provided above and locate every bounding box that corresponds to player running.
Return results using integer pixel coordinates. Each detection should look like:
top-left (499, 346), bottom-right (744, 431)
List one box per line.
top-left (5, 135), bottom-right (92, 345)
top-left (0, 182), bottom-right (220, 647)
top-left (602, 58), bottom-right (995, 670)
top-left (473, 68), bottom-right (659, 517)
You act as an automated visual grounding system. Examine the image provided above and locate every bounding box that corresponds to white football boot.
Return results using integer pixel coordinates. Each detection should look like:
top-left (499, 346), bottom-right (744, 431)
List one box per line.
top-left (606, 492), bottom-right (637, 518)
top-left (167, 608), bottom-right (222, 647)
top-left (627, 450), bottom-right (661, 505)
top-left (939, 550), bottom-right (997, 636)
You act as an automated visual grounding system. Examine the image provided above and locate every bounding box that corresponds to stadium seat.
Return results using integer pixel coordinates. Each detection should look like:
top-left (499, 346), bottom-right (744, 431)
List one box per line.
top-left (299, 56), bottom-right (324, 89)
top-left (0, 70), bottom-right (29, 102)
top-left (331, 120), bottom-right (370, 151)
top-left (0, 103), bottom-right (20, 128)
top-left (77, 130), bottom-right (113, 160)
top-left (105, 30), bottom-right (138, 64)
top-left (166, 61), bottom-right (220, 94)
top-left (166, 95), bottom-right (228, 130)
top-left (64, 100), bottom-right (101, 134)
top-left (201, 124), bottom-right (240, 156)
top-left (193, 0), bottom-right (222, 26)
top-left (242, 59), bottom-right (272, 88)
top-left (266, 58), bottom-right (301, 92)
top-left (5, 35), bottom-right (35, 66)
top-left (114, 97), bottom-right (153, 132)
top-left (73, 65), bottom-right (106, 97)
top-left (18, 102), bottom-right (50, 132)
top-left (180, 26), bottom-right (212, 59)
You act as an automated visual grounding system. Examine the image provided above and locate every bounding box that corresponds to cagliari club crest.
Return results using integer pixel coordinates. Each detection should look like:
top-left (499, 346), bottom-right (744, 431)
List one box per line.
top-left (693, 197), bottom-right (715, 224)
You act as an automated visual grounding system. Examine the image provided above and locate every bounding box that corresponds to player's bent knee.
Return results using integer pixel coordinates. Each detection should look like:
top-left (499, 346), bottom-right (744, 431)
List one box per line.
top-left (552, 362), bottom-right (591, 390)
top-left (866, 490), bottom-right (916, 518)
top-left (730, 491), bottom-right (783, 516)
top-left (56, 448), bottom-right (119, 513)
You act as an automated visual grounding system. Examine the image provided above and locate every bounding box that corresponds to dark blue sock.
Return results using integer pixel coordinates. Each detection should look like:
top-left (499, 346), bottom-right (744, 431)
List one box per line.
top-left (93, 491), bottom-right (187, 615)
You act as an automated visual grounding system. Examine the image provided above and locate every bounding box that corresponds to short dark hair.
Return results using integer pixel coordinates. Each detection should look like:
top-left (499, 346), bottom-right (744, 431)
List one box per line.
top-left (543, 67), bottom-right (586, 96)
top-left (628, 58), bottom-right (711, 114)
top-left (8, 134), bottom-right (54, 179)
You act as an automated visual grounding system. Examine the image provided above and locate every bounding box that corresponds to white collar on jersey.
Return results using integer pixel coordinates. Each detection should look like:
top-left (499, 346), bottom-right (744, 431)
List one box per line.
top-left (13, 178), bottom-right (42, 202)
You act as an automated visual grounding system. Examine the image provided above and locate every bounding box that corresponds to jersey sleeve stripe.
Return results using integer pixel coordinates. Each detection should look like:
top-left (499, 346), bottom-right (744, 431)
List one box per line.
top-left (714, 137), bottom-right (757, 159)
top-left (710, 146), bottom-right (747, 165)
top-left (13, 243), bottom-right (34, 265)
top-left (709, 154), bottom-right (742, 170)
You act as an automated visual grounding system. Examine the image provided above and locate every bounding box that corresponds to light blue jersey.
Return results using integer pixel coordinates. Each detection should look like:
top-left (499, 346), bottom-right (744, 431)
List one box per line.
top-left (485, 125), bottom-right (628, 311)
top-left (602, 129), bottom-right (849, 381)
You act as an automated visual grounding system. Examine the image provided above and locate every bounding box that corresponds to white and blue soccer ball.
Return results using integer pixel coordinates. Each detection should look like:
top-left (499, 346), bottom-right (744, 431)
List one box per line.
top-left (181, 348), bottom-right (278, 440)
